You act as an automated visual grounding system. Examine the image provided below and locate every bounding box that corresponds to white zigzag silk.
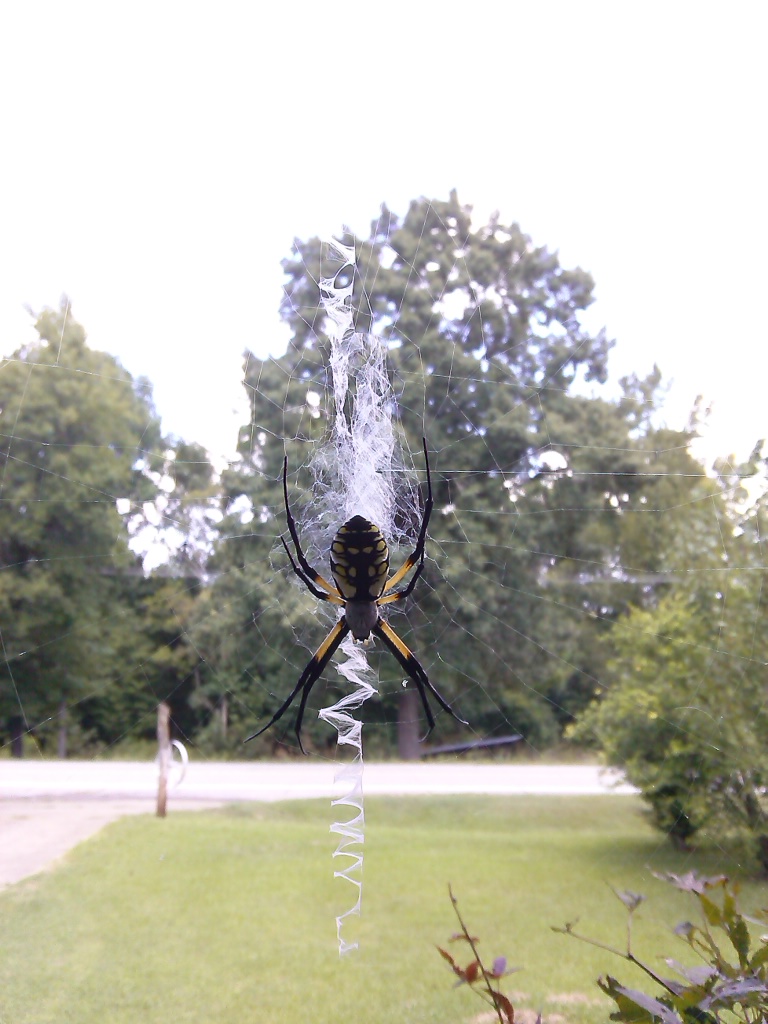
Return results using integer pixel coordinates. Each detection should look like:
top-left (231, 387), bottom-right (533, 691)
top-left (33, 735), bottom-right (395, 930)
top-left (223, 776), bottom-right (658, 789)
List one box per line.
top-left (313, 238), bottom-right (398, 954)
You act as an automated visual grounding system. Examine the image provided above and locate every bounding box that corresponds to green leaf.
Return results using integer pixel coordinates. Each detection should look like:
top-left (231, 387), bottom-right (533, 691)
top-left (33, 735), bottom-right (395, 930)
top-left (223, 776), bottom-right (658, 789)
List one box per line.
top-left (598, 976), bottom-right (682, 1024)
top-left (699, 894), bottom-right (724, 929)
top-left (748, 941), bottom-right (768, 973)
top-left (726, 915), bottom-right (751, 967)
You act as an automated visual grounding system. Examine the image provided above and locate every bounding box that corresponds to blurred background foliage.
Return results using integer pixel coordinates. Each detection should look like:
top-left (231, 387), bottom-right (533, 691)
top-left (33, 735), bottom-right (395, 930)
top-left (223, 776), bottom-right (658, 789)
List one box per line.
top-left (2, 194), bottom-right (766, 863)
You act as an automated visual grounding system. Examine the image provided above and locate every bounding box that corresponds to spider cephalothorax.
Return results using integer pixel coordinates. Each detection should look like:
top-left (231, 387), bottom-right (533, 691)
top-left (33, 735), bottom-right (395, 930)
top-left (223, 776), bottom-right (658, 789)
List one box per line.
top-left (245, 439), bottom-right (467, 753)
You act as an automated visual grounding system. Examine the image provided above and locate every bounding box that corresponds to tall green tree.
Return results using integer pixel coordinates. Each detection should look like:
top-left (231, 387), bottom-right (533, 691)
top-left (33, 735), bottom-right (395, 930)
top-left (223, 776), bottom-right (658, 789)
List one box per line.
top-left (0, 301), bottom-right (164, 753)
top-left (216, 194), bottom-right (697, 752)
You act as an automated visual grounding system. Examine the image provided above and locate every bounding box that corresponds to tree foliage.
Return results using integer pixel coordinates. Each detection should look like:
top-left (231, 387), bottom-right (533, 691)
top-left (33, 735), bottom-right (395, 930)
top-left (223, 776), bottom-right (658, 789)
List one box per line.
top-left (215, 193), bottom-right (703, 751)
top-left (5, 195), bottom-right (759, 793)
top-left (572, 445), bottom-right (768, 867)
top-left (0, 302), bottom-right (194, 751)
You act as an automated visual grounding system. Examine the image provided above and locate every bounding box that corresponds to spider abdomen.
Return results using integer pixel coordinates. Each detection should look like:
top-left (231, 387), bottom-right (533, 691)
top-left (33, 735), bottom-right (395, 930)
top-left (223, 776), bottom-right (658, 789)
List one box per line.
top-left (330, 515), bottom-right (390, 603)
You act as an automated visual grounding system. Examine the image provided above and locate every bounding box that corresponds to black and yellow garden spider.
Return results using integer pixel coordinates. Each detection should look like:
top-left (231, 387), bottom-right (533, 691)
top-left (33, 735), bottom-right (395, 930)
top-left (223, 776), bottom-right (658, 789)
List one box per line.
top-left (246, 439), bottom-right (467, 753)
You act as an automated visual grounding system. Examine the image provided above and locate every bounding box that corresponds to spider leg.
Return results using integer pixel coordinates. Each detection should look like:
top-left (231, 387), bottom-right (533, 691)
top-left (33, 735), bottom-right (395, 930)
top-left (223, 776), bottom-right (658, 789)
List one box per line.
top-left (281, 536), bottom-right (344, 605)
top-left (381, 437), bottom-right (433, 595)
top-left (244, 618), bottom-right (350, 755)
top-left (293, 620), bottom-right (350, 752)
top-left (376, 564), bottom-right (424, 607)
top-left (373, 619), bottom-right (468, 737)
top-left (282, 455), bottom-right (340, 599)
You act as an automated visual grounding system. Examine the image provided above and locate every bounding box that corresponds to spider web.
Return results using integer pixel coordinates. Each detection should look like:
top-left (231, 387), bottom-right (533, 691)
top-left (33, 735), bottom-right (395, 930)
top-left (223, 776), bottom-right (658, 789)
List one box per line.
top-left (231, 210), bottom-right (768, 870)
top-left (1, 201), bottom-right (766, 967)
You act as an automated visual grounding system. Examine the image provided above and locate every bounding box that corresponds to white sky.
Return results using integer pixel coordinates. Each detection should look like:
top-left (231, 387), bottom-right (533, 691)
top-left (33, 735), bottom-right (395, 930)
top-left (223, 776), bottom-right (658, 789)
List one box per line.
top-left (1, 1), bottom-right (765, 466)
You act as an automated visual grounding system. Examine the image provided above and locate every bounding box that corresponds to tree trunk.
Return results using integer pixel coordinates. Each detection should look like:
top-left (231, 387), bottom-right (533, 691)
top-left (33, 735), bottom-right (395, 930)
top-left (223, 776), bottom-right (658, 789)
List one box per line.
top-left (57, 700), bottom-right (68, 759)
top-left (397, 688), bottom-right (421, 761)
top-left (9, 716), bottom-right (24, 758)
top-left (756, 834), bottom-right (768, 877)
top-left (742, 789), bottom-right (768, 874)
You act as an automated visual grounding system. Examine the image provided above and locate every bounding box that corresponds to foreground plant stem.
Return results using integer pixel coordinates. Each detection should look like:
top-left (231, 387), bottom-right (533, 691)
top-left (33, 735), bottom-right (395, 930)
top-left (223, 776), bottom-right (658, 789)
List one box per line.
top-left (448, 884), bottom-right (509, 1024)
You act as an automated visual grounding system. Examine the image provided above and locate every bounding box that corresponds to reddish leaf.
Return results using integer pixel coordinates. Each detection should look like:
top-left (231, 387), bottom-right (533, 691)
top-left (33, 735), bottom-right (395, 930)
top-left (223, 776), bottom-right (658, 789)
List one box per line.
top-left (490, 990), bottom-right (515, 1023)
top-left (436, 946), bottom-right (457, 968)
top-left (464, 960), bottom-right (481, 983)
top-left (438, 946), bottom-right (467, 982)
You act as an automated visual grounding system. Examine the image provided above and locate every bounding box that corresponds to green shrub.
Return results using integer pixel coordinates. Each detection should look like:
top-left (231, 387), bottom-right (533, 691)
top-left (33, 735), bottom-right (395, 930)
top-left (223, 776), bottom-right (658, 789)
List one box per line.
top-left (556, 872), bottom-right (768, 1023)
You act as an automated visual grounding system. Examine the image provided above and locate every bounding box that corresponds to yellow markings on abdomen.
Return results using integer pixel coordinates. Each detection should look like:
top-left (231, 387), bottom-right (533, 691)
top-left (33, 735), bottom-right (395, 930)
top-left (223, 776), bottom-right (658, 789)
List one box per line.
top-left (330, 515), bottom-right (390, 602)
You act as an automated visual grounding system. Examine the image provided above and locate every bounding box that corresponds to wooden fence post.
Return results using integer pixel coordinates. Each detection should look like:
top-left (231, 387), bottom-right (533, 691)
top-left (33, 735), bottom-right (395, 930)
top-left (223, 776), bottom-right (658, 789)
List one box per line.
top-left (156, 702), bottom-right (170, 818)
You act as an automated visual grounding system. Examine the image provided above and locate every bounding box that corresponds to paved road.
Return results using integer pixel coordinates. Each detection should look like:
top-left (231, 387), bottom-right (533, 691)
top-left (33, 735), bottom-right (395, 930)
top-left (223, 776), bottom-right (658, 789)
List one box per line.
top-left (0, 761), bottom-right (635, 890)
top-left (1, 759), bottom-right (635, 802)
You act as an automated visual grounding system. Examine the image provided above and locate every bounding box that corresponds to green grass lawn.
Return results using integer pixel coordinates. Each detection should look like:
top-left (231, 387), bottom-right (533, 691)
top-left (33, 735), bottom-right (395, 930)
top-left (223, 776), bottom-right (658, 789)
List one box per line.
top-left (1, 795), bottom-right (765, 1024)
